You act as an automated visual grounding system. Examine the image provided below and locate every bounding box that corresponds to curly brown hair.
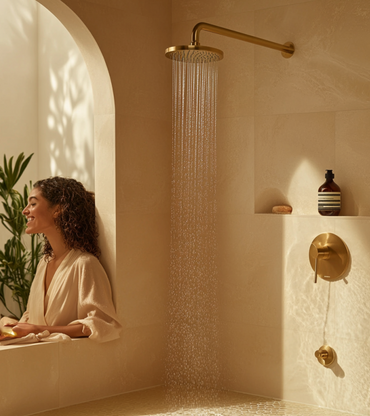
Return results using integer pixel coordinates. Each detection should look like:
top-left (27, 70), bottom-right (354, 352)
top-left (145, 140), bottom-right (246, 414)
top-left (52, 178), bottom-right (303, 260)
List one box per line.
top-left (34, 177), bottom-right (101, 260)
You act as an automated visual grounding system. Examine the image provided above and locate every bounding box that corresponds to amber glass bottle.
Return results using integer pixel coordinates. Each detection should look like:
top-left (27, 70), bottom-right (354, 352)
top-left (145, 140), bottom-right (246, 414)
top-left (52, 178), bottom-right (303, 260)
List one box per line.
top-left (318, 170), bottom-right (341, 216)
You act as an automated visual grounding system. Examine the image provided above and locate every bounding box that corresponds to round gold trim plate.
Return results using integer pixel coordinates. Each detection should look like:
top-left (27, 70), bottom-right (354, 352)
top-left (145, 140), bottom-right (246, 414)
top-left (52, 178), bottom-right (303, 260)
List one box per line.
top-left (281, 41), bottom-right (295, 58)
top-left (308, 233), bottom-right (350, 281)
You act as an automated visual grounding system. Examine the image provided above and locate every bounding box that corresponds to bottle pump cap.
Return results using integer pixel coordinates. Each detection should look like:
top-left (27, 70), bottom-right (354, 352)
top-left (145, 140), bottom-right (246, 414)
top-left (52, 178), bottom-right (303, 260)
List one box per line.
top-left (325, 170), bottom-right (334, 179)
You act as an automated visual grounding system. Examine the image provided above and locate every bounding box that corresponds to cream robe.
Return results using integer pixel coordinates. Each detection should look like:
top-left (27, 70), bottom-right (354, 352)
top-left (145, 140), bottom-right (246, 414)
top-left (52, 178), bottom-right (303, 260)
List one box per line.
top-left (19, 249), bottom-right (122, 343)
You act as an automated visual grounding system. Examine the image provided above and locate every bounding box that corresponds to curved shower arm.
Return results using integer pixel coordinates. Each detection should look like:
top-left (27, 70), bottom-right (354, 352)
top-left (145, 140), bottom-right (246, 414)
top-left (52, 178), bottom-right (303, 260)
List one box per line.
top-left (190, 22), bottom-right (295, 57)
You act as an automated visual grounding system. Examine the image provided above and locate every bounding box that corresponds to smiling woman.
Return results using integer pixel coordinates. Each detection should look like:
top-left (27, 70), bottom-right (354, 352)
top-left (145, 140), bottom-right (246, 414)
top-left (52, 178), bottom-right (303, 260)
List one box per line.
top-left (23, 188), bottom-right (59, 237)
top-left (1, 177), bottom-right (121, 344)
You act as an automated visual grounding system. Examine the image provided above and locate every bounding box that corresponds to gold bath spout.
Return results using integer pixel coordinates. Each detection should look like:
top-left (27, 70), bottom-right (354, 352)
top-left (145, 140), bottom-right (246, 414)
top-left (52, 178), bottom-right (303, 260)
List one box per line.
top-left (315, 345), bottom-right (337, 367)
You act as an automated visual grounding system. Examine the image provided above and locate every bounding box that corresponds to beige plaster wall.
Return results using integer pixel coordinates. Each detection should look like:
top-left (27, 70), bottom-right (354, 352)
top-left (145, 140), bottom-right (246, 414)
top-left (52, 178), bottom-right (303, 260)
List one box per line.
top-left (0, 0), bottom-right (38, 175)
top-left (38, 3), bottom-right (95, 189)
top-left (0, 0), bottom-right (39, 317)
top-left (173, 0), bottom-right (370, 415)
top-left (0, 0), bottom-right (95, 193)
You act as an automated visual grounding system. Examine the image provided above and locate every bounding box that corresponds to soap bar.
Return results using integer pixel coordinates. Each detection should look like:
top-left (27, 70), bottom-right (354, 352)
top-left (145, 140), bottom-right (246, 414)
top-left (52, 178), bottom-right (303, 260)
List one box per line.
top-left (272, 205), bottom-right (292, 214)
top-left (0, 326), bottom-right (17, 338)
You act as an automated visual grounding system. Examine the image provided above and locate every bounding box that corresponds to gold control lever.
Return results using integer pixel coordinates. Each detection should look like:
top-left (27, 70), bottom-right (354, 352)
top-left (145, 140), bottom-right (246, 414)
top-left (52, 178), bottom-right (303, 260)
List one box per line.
top-left (315, 345), bottom-right (337, 367)
top-left (309, 233), bottom-right (349, 283)
top-left (310, 244), bottom-right (330, 283)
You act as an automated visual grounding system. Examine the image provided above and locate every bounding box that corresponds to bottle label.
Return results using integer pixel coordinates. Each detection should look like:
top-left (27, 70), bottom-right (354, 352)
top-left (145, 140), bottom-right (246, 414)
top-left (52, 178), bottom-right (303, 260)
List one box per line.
top-left (318, 192), bottom-right (341, 211)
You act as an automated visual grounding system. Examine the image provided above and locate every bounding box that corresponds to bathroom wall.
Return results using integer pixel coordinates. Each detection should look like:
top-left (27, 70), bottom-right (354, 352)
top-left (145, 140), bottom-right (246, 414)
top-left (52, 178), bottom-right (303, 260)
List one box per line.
top-left (0, 0), bottom-right (94, 191)
top-left (38, 3), bottom-right (95, 189)
top-left (172, 0), bottom-right (370, 415)
top-left (0, 0), bottom-right (38, 176)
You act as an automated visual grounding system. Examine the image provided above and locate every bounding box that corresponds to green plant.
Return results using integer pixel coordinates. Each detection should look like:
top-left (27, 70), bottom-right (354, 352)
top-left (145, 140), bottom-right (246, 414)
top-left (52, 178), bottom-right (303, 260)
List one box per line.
top-left (0, 153), bottom-right (42, 319)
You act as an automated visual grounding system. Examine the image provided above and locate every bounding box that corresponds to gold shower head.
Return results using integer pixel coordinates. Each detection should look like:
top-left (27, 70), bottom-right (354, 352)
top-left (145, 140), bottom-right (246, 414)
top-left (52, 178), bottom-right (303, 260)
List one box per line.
top-left (165, 44), bottom-right (224, 63)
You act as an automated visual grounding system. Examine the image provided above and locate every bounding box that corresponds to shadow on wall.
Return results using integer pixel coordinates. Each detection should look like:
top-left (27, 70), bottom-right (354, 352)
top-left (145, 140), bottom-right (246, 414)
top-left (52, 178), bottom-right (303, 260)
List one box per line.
top-left (1, 0), bottom-right (95, 190)
top-left (38, 2), bottom-right (94, 190)
top-left (0, 0), bottom-right (37, 158)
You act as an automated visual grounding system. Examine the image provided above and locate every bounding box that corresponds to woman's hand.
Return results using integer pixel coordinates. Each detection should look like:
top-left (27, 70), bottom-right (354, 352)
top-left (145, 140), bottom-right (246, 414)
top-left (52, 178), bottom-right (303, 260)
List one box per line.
top-left (9, 323), bottom-right (41, 338)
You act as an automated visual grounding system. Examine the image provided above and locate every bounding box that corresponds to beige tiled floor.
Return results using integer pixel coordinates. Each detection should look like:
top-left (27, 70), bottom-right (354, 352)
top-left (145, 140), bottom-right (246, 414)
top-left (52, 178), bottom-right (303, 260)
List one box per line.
top-left (38, 387), bottom-right (358, 416)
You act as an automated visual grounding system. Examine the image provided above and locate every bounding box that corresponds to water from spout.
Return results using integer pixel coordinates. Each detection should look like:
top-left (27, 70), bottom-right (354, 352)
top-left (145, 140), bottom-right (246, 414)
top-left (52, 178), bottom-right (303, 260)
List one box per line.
top-left (165, 57), bottom-right (220, 410)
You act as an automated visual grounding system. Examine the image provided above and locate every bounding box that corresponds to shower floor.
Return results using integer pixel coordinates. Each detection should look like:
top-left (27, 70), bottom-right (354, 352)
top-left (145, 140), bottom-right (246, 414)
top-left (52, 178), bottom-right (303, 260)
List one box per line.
top-left (37, 387), bottom-right (359, 416)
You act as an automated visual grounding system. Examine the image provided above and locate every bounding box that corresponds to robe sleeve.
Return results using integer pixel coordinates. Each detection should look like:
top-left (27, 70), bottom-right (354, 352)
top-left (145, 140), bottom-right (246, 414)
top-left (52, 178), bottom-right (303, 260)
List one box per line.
top-left (19, 309), bottom-right (29, 323)
top-left (67, 254), bottom-right (122, 343)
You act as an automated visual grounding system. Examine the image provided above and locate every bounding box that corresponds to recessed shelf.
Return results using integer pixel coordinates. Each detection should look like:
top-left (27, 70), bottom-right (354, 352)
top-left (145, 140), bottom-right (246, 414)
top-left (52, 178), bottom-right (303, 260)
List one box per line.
top-left (254, 213), bottom-right (370, 219)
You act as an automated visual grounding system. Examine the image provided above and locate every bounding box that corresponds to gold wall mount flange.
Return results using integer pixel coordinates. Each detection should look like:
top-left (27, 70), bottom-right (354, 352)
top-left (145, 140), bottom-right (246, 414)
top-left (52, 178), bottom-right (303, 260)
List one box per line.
top-left (309, 233), bottom-right (349, 283)
top-left (315, 345), bottom-right (337, 367)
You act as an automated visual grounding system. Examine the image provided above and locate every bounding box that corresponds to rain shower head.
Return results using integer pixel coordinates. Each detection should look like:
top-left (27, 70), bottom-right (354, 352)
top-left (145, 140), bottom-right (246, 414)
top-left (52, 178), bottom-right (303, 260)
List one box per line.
top-left (165, 22), bottom-right (295, 62)
top-left (165, 44), bottom-right (223, 63)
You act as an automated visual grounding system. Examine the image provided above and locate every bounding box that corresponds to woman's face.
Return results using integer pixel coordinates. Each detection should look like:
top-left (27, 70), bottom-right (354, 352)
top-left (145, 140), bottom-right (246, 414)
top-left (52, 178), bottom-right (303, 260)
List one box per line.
top-left (22, 188), bottom-right (58, 235)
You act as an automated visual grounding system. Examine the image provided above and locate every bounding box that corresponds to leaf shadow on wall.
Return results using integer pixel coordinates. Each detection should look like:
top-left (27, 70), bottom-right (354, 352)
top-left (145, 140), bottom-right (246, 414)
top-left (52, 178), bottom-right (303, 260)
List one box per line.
top-left (38, 3), bottom-right (95, 191)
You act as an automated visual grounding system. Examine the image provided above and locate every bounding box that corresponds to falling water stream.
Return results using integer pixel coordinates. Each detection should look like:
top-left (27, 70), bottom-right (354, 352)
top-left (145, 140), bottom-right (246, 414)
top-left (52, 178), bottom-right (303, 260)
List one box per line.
top-left (165, 55), bottom-right (220, 411)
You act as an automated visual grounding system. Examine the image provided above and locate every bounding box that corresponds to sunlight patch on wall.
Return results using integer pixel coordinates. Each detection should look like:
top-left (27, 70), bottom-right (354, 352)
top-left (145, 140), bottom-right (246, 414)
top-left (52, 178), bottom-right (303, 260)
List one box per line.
top-left (37, 2), bottom-right (94, 191)
top-left (0, 0), bottom-right (36, 47)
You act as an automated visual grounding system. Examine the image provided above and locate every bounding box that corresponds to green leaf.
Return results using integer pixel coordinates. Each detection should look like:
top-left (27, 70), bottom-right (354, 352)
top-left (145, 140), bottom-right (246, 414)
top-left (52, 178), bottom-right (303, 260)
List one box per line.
top-left (0, 153), bottom-right (39, 318)
top-left (16, 153), bottom-right (33, 186)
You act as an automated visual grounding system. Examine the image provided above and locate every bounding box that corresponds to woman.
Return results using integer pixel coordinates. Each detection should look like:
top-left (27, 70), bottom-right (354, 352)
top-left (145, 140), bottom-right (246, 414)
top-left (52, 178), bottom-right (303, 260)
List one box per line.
top-left (0, 177), bottom-right (121, 343)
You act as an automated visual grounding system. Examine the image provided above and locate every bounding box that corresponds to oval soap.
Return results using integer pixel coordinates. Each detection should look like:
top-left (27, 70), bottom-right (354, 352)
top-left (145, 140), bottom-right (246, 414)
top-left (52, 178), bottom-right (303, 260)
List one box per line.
top-left (272, 205), bottom-right (292, 214)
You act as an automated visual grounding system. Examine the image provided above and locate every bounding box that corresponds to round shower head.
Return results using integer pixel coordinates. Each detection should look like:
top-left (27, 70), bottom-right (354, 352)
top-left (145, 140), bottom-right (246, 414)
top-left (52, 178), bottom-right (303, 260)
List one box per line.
top-left (165, 44), bottom-right (223, 63)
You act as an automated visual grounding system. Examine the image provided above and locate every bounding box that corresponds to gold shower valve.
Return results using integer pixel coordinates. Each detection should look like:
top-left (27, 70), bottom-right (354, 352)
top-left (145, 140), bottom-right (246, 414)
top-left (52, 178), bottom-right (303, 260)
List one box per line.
top-left (309, 233), bottom-right (349, 283)
top-left (315, 345), bottom-right (337, 367)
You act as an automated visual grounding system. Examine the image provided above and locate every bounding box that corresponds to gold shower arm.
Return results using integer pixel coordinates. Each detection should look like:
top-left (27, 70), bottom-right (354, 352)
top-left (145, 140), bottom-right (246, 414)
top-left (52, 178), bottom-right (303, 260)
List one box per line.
top-left (190, 22), bottom-right (295, 58)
